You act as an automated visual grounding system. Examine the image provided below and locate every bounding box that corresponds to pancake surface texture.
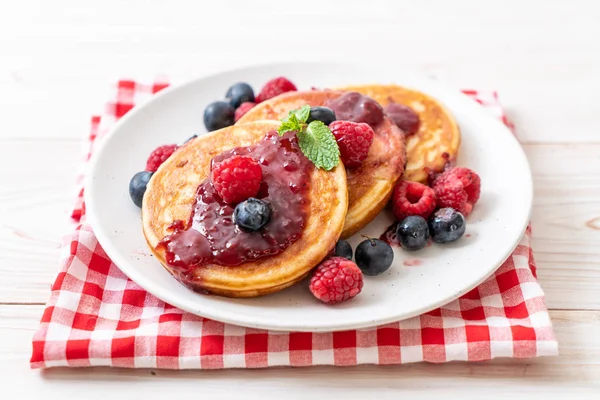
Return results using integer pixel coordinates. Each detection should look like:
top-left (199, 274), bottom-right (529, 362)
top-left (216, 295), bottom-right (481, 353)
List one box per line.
top-left (339, 84), bottom-right (460, 183)
top-left (142, 121), bottom-right (348, 297)
top-left (238, 90), bottom-right (406, 238)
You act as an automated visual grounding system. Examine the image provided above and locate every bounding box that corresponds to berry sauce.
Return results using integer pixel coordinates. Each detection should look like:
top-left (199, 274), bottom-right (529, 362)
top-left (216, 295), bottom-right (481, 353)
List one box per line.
top-left (157, 131), bottom-right (313, 270)
top-left (384, 103), bottom-right (420, 136)
top-left (380, 222), bottom-right (400, 247)
top-left (403, 258), bottom-right (422, 267)
top-left (325, 92), bottom-right (384, 127)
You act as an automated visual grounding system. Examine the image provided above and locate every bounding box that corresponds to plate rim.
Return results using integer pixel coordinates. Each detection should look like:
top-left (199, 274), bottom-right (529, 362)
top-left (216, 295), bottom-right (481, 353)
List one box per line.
top-left (85, 61), bottom-right (533, 332)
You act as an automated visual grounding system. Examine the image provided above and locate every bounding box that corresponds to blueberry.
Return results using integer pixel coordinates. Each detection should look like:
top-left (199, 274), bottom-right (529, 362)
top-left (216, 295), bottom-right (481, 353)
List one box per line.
top-left (204, 101), bottom-right (235, 132)
top-left (129, 171), bottom-right (153, 208)
top-left (233, 198), bottom-right (272, 231)
top-left (429, 208), bottom-right (466, 243)
top-left (225, 82), bottom-right (255, 108)
top-left (355, 239), bottom-right (394, 276)
top-left (307, 106), bottom-right (336, 126)
top-left (396, 216), bottom-right (430, 251)
top-left (334, 240), bottom-right (353, 260)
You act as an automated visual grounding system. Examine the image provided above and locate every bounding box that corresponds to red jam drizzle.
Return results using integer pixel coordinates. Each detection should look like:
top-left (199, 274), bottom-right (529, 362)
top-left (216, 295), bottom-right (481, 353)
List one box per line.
top-left (325, 92), bottom-right (384, 127)
top-left (384, 102), bottom-right (420, 136)
top-left (380, 222), bottom-right (400, 247)
top-left (157, 131), bottom-right (313, 270)
top-left (403, 258), bottom-right (423, 267)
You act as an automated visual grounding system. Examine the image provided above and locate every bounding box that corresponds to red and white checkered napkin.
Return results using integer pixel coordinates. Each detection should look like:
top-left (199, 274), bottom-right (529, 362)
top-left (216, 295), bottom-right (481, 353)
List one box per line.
top-left (30, 80), bottom-right (558, 369)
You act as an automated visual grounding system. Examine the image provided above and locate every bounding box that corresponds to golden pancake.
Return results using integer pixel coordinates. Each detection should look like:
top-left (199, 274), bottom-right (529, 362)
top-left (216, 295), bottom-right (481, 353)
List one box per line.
top-left (339, 85), bottom-right (460, 183)
top-left (142, 121), bottom-right (348, 297)
top-left (237, 90), bottom-right (405, 238)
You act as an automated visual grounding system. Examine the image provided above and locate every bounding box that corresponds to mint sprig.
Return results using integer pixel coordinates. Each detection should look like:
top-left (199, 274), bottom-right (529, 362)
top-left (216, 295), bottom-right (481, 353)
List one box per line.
top-left (277, 105), bottom-right (311, 135)
top-left (277, 106), bottom-right (340, 171)
top-left (298, 121), bottom-right (340, 171)
top-left (277, 113), bottom-right (303, 135)
top-left (291, 104), bottom-right (311, 122)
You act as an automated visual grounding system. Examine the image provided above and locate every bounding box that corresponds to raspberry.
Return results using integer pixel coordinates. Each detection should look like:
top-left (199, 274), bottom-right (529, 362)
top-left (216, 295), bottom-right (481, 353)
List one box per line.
top-left (392, 181), bottom-right (437, 221)
top-left (211, 155), bottom-right (263, 204)
top-left (255, 77), bottom-right (297, 103)
top-left (234, 102), bottom-right (256, 122)
top-left (309, 257), bottom-right (364, 304)
top-left (432, 167), bottom-right (481, 216)
top-left (146, 144), bottom-right (178, 172)
top-left (329, 121), bottom-right (374, 168)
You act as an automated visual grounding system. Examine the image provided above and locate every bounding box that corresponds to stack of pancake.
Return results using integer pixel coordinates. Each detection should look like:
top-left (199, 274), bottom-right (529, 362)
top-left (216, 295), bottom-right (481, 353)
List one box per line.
top-left (142, 85), bottom-right (460, 297)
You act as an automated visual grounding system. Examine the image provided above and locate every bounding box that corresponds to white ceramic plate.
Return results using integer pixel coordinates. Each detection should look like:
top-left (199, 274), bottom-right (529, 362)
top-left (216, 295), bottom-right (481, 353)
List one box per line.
top-left (85, 62), bottom-right (532, 332)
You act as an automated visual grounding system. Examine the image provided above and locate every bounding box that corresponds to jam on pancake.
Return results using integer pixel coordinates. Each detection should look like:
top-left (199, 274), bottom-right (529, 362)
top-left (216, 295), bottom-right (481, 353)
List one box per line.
top-left (157, 130), bottom-right (313, 269)
top-left (325, 92), bottom-right (384, 127)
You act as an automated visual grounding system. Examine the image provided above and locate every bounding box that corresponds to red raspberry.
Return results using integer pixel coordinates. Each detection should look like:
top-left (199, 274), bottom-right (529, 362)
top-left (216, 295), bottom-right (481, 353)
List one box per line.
top-left (255, 77), bottom-right (297, 103)
top-left (211, 155), bottom-right (263, 204)
top-left (234, 102), bottom-right (256, 122)
top-left (146, 144), bottom-right (178, 172)
top-left (309, 257), bottom-right (363, 304)
top-left (432, 167), bottom-right (481, 216)
top-left (329, 121), bottom-right (374, 168)
top-left (392, 181), bottom-right (437, 220)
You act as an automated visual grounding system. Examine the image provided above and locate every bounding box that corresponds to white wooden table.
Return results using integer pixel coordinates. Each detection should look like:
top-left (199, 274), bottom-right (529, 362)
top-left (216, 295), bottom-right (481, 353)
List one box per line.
top-left (1, 0), bottom-right (599, 397)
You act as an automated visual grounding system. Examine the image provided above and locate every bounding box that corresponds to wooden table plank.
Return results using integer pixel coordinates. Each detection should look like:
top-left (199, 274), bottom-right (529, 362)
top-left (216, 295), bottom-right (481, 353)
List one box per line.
top-left (1, 1), bottom-right (600, 143)
top-left (1, 305), bottom-right (598, 397)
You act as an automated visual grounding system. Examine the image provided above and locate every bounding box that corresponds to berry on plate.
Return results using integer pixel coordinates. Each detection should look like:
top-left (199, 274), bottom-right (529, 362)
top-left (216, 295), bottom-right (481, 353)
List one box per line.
top-left (204, 101), bottom-right (235, 132)
top-left (355, 238), bottom-right (394, 276)
top-left (334, 239), bottom-right (353, 260)
top-left (329, 120), bottom-right (374, 168)
top-left (396, 215), bottom-right (430, 251)
top-left (432, 167), bottom-right (481, 216)
top-left (211, 155), bottom-right (262, 204)
top-left (392, 180), bottom-right (437, 221)
top-left (234, 102), bottom-right (256, 122)
top-left (129, 171), bottom-right (153, 208)
top-left (429, 207), bottom-right (466, 243)
top-left (384, 103), bottom-right (420, 136)
top-left (307, 106), bottom-right (336, 126)
top-left (309, 257), bottom-right (363, 304)
top-left (226, 82), bottom-right (255, 108)
top-left (146, 144), bottom-right (178, 172)
top-left (255, 77), bottom-right (297, 103)
top-left (233, 198), bottom-right (272, 232)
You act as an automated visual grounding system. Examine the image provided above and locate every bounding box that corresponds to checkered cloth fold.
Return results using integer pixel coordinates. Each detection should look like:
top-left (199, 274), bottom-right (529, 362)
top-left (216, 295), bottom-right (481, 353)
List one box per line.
top-left (30, 80), bottom-right (557, 369)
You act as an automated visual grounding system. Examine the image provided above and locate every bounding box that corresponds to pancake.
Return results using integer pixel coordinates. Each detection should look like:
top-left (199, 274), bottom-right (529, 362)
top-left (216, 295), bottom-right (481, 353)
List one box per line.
top-left (237, 90), bottom-right (405, 238)
top-left (338, 85), bottom-right (460, 183)
top-left (142, 121), bottom-right (348, 297)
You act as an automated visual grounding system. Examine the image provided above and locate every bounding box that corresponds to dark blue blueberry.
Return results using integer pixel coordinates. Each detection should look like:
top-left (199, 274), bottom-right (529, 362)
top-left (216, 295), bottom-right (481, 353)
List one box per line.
top-left (428, 208), bottom-right (466, 243)
top-left (204, 101), bottom-right (235, 132)
top-left (334, 240), bottom-right (353, 260)
top-left (355, 239), bottom-right (394, 276)
top-left (306, 106), bottom-right (336, 126)
top-left (234, 198), bottom-right (272, 232)
top-left (129, 171), bottom-right (153, 208)
top-left (396, 216), bottom-right (430, 251)
top-left (184, 134), bottom-right (198, 144)
top-left (225, 82), bottom-right (255, 108)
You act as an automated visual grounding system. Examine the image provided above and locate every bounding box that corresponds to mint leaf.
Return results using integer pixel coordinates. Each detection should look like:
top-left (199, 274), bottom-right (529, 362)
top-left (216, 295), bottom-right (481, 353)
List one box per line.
top-left (297, 121), bottom-right (340, 171)
top-left (291, 105), bottom-right (311, 123)
top-left (277, 113), bottom-right (303, 136)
